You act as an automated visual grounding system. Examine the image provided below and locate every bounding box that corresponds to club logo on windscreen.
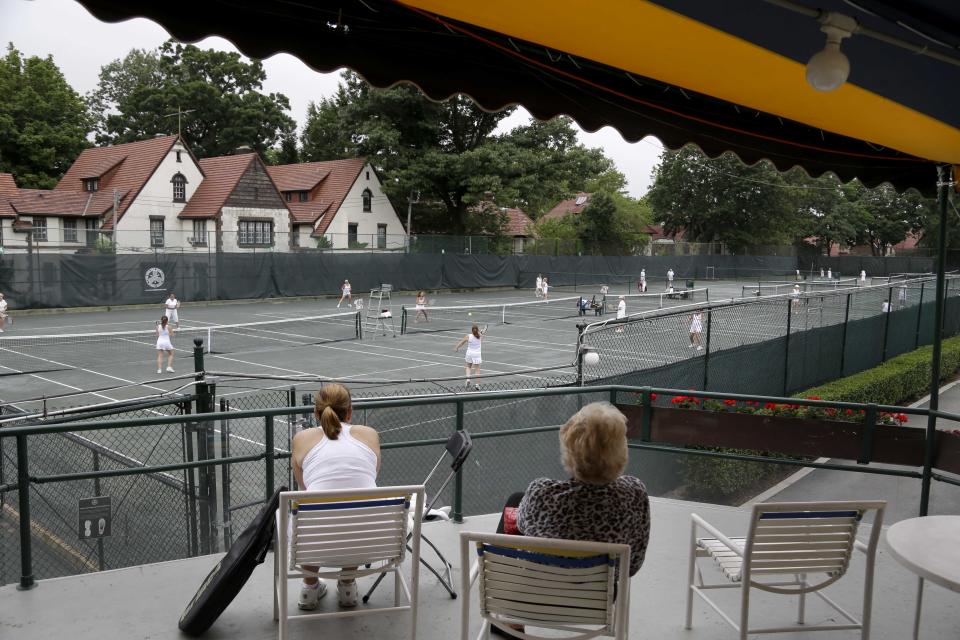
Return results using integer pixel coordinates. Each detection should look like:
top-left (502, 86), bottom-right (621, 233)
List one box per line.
top-left (145, 267), bottom-right (166, 289)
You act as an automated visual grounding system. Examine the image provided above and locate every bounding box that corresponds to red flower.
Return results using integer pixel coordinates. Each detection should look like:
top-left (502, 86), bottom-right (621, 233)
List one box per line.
top-left (671, 396), bottom-right (682, 405)
top-left (806, 396), bottom-right (821, 401)
top-left (763, 402), bottom-right (776, 410)
top-left (651, 393), bottom-right (658, 401)
top-left (845, 409), bottom-right (854, 415)
top-left (897, 414), bottom-right (909, 423)
top-left (724, 399), bottom-right (736, 406)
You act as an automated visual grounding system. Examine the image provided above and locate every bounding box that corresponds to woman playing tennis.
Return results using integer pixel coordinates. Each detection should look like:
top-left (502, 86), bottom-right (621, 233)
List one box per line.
top-left (156, 315), bottom-right (175, 373)
top-left (337, 279), bottom-right (353, 308)
top-left (415, 290), bottom-right (429, 323)
top-left (454, 324), bottom-right (484, 390)
top-left (689, 310), bottom-right (704, 351)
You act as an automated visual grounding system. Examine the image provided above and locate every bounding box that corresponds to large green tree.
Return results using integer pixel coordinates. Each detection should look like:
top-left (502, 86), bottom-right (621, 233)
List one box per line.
top-left (647, 146), bottom-right (801, 252)
top-left (0, 44), bottom-right (91, 188)
top-left (92, 41), bottom-right (296, 159)
top-left (300, 72), bottom-right (614, 234)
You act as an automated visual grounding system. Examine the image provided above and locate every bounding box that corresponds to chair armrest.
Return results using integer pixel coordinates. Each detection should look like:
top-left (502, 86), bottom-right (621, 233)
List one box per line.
top-left (469, 561), bottom-right (480, 587)
top-left (691, 513), bottom-right (744, 558)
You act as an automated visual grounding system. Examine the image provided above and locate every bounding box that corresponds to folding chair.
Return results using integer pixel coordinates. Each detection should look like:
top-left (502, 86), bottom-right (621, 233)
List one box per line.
top-left (460, 531), bottom-right (631, 640)
top-left (274, 485), bottom-right (425, 640)
top-left (685, 500), bottom-right (886, 639)
top-left (364, 430), bottom-right (473, 602)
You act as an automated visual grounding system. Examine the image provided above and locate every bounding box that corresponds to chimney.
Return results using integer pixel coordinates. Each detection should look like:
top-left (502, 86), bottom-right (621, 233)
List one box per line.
top-left (234, 145), bottom-right (254, 154)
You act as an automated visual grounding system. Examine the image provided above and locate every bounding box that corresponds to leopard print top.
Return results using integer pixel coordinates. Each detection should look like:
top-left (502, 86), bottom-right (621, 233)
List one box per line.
top-left (516, 476), bottom-right (650, 576)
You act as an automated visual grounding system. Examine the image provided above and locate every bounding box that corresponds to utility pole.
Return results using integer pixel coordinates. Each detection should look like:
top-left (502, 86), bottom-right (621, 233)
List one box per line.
top-left (406, 189), bottom-right (419, 253)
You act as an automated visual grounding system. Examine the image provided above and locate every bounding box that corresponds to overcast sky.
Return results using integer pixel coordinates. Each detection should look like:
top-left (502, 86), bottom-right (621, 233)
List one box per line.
top-left (1, 0), bottom-right (663, 197)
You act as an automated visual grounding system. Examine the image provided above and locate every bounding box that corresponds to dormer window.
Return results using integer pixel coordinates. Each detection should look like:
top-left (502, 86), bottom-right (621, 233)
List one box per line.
top-left (83, 178), bottom-right (99, 192)
top-left (362, 188), bottom-right (372, 212)
top-left (285, 192), bottom-right (293, 202)
top-left (575, 195), bottom-right (587, 206)
top-left (299, 191), bottom-right (308, 202)
top-left (171, 173), bottom-right (187, 202)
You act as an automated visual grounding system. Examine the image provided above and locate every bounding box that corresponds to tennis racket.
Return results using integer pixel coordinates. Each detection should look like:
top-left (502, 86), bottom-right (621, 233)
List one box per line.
top-left (428, 298), bottom-right (436, 306)
top-left (479, 324), bottom-right (489, 336)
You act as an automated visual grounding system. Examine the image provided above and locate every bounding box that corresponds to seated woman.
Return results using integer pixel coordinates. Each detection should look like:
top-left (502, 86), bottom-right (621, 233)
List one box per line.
top-left (493, 402), bottom-right (650, 636)
top-left (290, 383), bottom-right (381, 610)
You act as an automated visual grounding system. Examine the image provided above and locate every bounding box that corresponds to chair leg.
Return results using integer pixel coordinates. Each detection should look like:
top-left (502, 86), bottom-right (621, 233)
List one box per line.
top-left (739, 581), bottom-right (750, 640)
top-left (797, 573), bottom-right (807, 624)
top-left (685, 520), bottom-right (697, 629)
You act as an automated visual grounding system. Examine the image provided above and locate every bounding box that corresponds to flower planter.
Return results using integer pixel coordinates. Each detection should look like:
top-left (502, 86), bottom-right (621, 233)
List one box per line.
top-left (617, 404), bottom-right (928, 467)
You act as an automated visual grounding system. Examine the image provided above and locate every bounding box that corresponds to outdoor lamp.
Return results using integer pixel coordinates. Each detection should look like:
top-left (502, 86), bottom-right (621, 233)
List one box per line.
top-left (806, 12), bottom-right (857, 92)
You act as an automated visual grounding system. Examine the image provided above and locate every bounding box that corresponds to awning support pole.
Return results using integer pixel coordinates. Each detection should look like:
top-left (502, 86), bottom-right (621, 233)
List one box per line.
top-left (919, 165), bottom-right (954, 516)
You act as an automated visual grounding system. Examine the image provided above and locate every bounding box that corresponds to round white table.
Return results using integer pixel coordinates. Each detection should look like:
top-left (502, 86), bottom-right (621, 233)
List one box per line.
top-left (885, 515), bottom-right (960, 639)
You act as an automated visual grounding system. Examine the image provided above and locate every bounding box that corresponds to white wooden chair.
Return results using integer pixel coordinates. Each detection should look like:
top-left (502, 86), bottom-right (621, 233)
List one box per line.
top-left (460, 531), bottom-right (631, 640)
top-left (274, 485), bottom-right (424, 640)
top-left (685, 500), bottom-right (886, 639)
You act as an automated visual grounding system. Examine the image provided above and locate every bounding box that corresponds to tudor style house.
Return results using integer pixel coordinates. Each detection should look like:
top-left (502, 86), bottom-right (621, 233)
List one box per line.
top-left (0, 135), bottom-right (406, 254)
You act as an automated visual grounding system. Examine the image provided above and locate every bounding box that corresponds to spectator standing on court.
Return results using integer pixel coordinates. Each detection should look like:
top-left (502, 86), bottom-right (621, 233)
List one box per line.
top-left (827, 268), bottom-right (833, 279)
top-left (615, 295), bottom-right (626, 332)
top-left (860, 270), bottom-right (867, 283)
top-left (639, 269), bottom-right (647, 292)
top-left (820, 268), bottom-right (825, 278)
top-left (535, 274), bottom-right (543, 298)
top-left (164, 293), bottom-right (181, 328)
top-left (454, 324), bottom-right (484, 390)
top-left (0, 292), bottom-right (7, 332)
top-left (156, 316), bottom-right (175, 373)
top-left (689, 310), bottom-right (704, 351)
top-left (292, 383), bottom-right (381, 609)
top-left (667, 268), bottom-right (674, 289)
top-left (415, 291), bottom-right (429, 323)
top-left (337, 280), bottom-right (353, 308)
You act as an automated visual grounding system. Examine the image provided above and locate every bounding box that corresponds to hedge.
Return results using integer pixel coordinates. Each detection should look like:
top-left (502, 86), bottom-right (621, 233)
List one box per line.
top-left (798, 335), bottom-right (960, 405)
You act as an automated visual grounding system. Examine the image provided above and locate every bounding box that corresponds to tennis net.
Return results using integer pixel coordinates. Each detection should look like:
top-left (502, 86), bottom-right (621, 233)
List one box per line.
top-left (742, 278), bottom-right (860, 297)
top-left (400, 296), bottom-right (583, 334)
top-left (602, 287), bottom-right (709, 313)
top-left (0, 310), bottom-right (362, 375)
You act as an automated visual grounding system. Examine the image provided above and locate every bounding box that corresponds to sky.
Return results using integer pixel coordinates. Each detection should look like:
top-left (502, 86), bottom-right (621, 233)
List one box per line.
top-left (0, 0), bottom-right (664, 197)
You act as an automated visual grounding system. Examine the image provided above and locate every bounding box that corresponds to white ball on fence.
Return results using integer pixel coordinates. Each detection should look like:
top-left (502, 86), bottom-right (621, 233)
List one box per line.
top-left (583, 351), bottom-right (600, 367)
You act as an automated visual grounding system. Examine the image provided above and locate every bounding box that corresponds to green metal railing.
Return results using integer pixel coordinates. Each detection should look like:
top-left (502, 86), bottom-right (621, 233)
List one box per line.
top-left (3, 371), bottom-right (959, 590)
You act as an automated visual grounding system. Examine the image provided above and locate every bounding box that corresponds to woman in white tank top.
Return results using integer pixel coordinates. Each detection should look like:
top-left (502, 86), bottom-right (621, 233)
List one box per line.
top-left (454, 324), bottom-right (483, 390)
top-left (291, 383), bottom-right (381, 609)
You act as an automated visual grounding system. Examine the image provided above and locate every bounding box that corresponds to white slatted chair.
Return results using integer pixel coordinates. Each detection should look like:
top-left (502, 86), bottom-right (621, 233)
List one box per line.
top-left (460, 531), bottom-right (631, 640)
top-left (274, 485), bottom-right (424, 640)
top-left (685, 500), bottom-right (886, 639)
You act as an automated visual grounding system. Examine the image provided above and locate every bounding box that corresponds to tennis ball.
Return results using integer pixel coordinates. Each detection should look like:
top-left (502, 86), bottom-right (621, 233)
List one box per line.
top-left (468, 312), bottom-right (472, 316)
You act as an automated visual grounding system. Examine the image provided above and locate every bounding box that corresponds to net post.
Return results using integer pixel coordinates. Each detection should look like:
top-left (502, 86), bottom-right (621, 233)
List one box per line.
top-left (782, 298), bottom-right (792, 396)
top-left (16, 434), bottom-right (35, 590)
top-left (881, 287), bottom-right (893, 362)
top-left (703, 310), bottom-right (713, 391)
top-left (193, 337), bottom-right (205, 379)
top-left (576, 323), bottom-right (586, 387)
top-left (206, 327), bottom-right (212, 353)
top-left (914, 282), bottom-right (925, 349)
top-left (453, 400), bottom-right (464, 524)
top-left (840, 292), bottom-right (851, 374)
top-left (400, 306), bottom-right (407, 335)
top-left (357, 310), bottom-right (363, 339)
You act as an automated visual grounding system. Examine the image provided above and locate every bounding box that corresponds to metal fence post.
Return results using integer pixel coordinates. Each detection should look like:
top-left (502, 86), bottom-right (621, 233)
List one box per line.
top-left (840, 293), bottom-right (851, 375)
top-left (220, 398), bottom-right (233, 549)
top-left (641, 387), bottom-right (653, 441)
top-left (92, 450), bottom-right (106, 571)
top-left (782, 298), bottom-right (792, 396)
top-left (453, 400), bottom-right (464, 523)
top-left (702, 310), bottom-right (713, 390)
top-left (16, 435), bottom-right (35, 590)
top-left (576, 323), bottom-right (586, 387)
top-left (881, 287), bottom-right (893, 362)
top-left (915, 282), bottom-right (925, 349)
top-left (265, 415), bottom-right (275, 502)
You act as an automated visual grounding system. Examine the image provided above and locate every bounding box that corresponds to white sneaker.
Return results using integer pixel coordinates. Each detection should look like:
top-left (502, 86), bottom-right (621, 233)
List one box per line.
top-left (166, 366), bottom-right (175, 373)
top-left (474, 384), bottom-right (481, 391)
top-left (157, 369), bottom-right (162, 374)
top-left (337, 579), bottom-right (358, 607)
top-left (696, 346), bottom-right (703, 351)
top-left (688, 344), bottom-right (695, 348)
top-left (298, 581), bottom-right (328, 610)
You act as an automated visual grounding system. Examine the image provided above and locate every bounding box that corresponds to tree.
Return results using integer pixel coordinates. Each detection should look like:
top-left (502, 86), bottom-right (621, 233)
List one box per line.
top-left (530, 216), bottom-right (581, 255)
top-left (576, 190), bottom-right (651, 255)
top-left (94, 41), bottom-right (296, 158)
top-left (0, 44), bottom-right (91, 188)
top-left (299, 72), bottom-right (615, 234)
top-left (647, 146), bottom-right (800, 252)
top-left (854, 185), bottom-right (928, 255)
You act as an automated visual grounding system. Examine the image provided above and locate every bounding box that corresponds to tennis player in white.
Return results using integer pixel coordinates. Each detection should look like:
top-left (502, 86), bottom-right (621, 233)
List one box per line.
top-left (535, 274), bottom-right (543, 298)
top-left (454, 324), bottom-right (483, 390)
top-left (156, 315), bottom-right (175, 373)
top-left (689, 310), bottom-right (704, 351)
top-left (415, 291), bottom-right (428, 323)
top-left (164, 293), bottom-right (180, 328)
top-left (338, 279), bottom-right (353, 308)
top-left (541, 278), bottom-right (549, 300)
top-left (0, 292), bottom-right (7, 332)
top-left (615, 295), bottom-right (626, 332)
top-left (667, 268), bottom-right (675, 288)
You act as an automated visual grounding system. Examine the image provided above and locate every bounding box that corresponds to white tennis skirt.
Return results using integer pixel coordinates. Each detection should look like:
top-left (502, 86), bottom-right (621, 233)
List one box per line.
top-left (156, 337), bottom-right (173, 351)
top-left (415, 304), bottom-right (425, 310)
top-left (165, 309), bottom-right (179, 323)
top-left (465, 351), bottom-right (482, 365)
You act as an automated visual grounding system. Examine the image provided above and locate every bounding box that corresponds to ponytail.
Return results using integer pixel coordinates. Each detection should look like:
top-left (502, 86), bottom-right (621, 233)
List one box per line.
top-left (471, 324), bottom-right (480, 339)
top-left (314, 383), bottom-right (352, 440)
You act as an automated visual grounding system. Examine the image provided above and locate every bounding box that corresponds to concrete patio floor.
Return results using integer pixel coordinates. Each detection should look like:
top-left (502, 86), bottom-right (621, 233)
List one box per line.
top-left (2, 497), bottom-right (957, 640)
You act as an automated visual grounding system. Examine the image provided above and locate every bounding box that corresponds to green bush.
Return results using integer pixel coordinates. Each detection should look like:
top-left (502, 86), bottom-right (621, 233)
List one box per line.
top-left (679, 449), bottom-right (783, 502)
top-left (798, 336), bottom-right (960, 405)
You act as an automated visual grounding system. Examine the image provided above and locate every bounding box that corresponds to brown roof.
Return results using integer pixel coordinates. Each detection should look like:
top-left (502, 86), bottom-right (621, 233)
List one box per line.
top-left (178, 154), bottom-right (255, 219)
top-left (0, 173), bottom-right (17, 217)
top-left (10, 189), bottom-right (125, 217)
top-left (12, 219), bottom-right (33, 231)
top-left (542, 192), bottom-right (592, 221)
top-left (266, 159), bottom-right (366, 234)
top-left (55, 135), bottom-right (180, 222)
top-left (502, 207), bottom-right (534, 236)
top-left (268, 166), bottom-right (330, 192)
top-left (288, 200), bottom-right (331, 225)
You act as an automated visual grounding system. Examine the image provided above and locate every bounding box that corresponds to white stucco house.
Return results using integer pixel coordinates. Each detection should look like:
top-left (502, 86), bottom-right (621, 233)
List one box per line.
top-left (0, 136), bottom-right (406, 254)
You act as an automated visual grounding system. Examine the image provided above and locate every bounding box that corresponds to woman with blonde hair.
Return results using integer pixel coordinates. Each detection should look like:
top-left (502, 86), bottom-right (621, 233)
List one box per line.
top-left (290, 383), bottom-right (381, 610)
